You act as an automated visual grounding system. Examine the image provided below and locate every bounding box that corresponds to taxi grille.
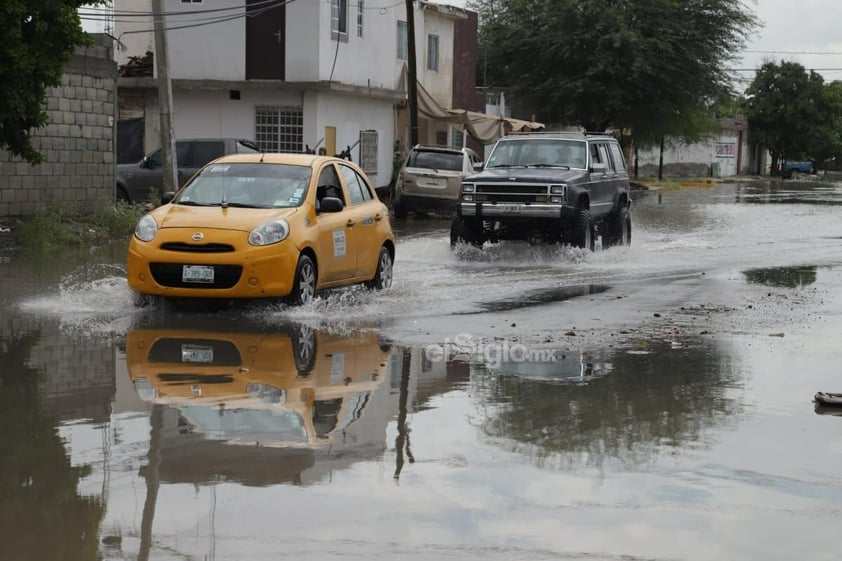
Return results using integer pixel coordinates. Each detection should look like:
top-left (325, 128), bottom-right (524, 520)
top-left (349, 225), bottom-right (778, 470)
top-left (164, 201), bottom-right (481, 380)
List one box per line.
top-left (160, 242), bottom-right (235, 253)
top-left (150, 263), bottom-right (242, 289)
top-left (474, 183), bottom-right (550, 204)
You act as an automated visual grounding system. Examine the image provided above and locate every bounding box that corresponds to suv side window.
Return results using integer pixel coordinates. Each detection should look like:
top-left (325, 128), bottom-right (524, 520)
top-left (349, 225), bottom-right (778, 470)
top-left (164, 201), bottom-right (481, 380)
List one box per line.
top-left (146, 142), bottom-right (189, 168)
top-left (597, 144), bottom-right (613, 171)
top-left (609, 143), bottom-right (627, 173)
top-left (589, 143), bottom-right (602, 167)
top-left (188, 141), bottom-right (225, 167)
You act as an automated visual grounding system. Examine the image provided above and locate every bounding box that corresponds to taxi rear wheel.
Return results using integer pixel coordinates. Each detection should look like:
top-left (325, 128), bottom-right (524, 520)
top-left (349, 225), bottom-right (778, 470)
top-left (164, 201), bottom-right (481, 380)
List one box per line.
top-left (367, 246), bottom-right (393, 290)
top-left (289, 254), bottom-right (317, 305)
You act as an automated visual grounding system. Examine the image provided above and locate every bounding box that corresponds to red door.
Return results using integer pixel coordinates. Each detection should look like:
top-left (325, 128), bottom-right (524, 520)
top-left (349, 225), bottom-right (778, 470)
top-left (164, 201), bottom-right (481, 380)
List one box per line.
top-left (246, 0), bottom-right (285, 80)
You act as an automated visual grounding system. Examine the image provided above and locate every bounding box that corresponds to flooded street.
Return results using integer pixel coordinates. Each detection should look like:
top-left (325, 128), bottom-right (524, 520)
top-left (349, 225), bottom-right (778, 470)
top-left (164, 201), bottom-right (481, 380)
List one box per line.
top-left (2, 179), bottom-right (842, 560)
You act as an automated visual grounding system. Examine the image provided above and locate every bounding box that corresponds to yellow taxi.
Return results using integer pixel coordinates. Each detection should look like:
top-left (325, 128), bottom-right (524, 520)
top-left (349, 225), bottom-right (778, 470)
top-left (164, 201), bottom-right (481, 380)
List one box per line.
top-left (126, 324), bottom-right (392, 448)
top-left (126, 153), bottom-right (395, 305)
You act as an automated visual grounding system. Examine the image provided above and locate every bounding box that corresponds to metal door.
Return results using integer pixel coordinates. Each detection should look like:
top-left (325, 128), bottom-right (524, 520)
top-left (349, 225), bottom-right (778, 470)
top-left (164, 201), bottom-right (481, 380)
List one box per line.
top-left (246, 0), bottom-right (285, 80)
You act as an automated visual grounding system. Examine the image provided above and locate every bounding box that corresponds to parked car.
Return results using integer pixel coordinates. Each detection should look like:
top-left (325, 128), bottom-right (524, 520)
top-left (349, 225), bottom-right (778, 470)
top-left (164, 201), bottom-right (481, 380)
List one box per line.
top-left (782, 161), bottom-right (815, 178)
top-left (392, 144), bottom-right (482, 217)
top-left (127, 153), bottom-right (395, 305)
top-left (451, 131), bottom-right (632, 251)
top-left (116, 138), bottom-right (259, 203)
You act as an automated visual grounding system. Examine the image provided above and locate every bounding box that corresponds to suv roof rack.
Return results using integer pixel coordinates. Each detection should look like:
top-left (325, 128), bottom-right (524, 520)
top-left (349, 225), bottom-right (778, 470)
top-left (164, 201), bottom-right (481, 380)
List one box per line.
top-left (503, 130), bottom-right (615, 137)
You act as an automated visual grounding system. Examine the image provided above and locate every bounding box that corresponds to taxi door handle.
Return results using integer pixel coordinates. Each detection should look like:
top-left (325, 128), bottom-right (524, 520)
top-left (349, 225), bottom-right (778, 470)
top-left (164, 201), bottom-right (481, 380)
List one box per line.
top-left (374, 213), bottom-right (383, 221)
top-left (346, 219), bottom-right (356, 227)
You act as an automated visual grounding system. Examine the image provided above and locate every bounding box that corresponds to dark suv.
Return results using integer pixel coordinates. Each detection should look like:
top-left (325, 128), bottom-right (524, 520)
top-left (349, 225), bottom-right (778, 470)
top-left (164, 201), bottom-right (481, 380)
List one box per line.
top-left (116, 138), bottom-right (259, 203)
top-left (451, 131), bottom-right (631, 250)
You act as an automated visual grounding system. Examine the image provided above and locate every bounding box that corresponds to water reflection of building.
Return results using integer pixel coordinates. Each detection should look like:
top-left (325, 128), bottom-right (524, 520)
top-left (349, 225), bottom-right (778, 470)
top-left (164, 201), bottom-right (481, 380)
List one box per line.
top-left (462, 338), bottom-right (744, 471)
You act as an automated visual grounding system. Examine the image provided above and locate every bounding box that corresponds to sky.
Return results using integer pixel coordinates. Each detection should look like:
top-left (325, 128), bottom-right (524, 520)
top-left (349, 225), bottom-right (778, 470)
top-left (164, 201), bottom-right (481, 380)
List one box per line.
top-left (444, 0), bottom-right (842, 87)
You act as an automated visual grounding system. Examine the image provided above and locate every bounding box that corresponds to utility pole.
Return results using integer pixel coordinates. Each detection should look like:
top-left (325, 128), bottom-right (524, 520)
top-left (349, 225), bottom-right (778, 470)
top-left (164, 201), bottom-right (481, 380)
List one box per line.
top-left (152, 0), bottom-right (178, 193)
top-left (405, 0), bottom-right (419, 147)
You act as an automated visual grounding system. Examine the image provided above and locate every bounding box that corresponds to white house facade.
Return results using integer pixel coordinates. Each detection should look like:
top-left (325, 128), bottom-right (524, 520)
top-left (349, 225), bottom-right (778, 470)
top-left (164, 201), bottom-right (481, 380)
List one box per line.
top-left (635, 117), bottom-right (753, 178)
top-left (113, 0), bottom-right (469, 188)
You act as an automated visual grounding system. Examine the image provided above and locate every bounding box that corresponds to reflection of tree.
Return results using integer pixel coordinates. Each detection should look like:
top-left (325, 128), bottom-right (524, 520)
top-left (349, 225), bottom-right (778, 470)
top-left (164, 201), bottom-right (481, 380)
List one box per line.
top-left (0, 330), bottom-right (104, 561)
top-left (743, 266), bottom-right (817, 288)
top-left (471, 339), bottom-right (742, 471)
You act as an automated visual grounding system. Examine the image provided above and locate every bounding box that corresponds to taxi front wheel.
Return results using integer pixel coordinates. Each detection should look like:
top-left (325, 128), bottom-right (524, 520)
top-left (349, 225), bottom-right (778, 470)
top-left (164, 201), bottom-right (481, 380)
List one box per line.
top-left (289, 254), bottom-right (317, 305)
top-left (367, 246), bottom-right (393, 290)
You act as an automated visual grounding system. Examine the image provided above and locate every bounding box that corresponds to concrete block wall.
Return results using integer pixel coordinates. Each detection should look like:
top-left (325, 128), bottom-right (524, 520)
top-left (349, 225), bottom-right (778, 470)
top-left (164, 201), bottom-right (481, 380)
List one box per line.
top-left (0, 35), bottom-right (116, 218)
top-left (0, 315), bottom-right (116, 424)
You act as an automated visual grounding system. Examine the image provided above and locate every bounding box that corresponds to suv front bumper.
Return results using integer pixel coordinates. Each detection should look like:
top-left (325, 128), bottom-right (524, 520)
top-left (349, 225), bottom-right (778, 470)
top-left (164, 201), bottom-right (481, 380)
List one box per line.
top-left (459, 201), bottom-right (573, 219)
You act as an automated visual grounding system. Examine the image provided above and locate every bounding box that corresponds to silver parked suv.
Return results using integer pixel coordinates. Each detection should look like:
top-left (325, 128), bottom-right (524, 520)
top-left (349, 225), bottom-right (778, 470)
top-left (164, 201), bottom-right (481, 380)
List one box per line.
top-left (392, 144), bottom-right (482, 217)
top-left (116, 138), bottom-right (259, 203)
top-left (451, 131), bottom-right (632, 251)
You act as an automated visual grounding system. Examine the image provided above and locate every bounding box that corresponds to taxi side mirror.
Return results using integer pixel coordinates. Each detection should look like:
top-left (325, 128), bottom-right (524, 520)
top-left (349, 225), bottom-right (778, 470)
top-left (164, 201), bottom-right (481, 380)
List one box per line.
top-left (319, 196), bottom-right (344, 213)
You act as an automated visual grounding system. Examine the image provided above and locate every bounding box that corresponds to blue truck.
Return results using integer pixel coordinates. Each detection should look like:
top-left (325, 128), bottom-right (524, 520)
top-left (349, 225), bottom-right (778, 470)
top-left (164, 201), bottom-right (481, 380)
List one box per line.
top-left (783, 161), bottom-right (814, 177)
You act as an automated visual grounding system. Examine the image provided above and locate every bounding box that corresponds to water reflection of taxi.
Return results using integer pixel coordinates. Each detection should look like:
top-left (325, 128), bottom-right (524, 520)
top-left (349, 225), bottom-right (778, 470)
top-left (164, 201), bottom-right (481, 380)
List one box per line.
top-left (126, 153), bottom-right (395, 305)
top-left (126, 325), bottom-right (391, 448)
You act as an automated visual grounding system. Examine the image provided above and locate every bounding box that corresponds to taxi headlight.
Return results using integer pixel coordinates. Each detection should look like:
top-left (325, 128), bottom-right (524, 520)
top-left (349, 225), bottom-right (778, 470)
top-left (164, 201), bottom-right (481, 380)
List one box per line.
top-left (550, 184), bottom-right (566, 195)
top-left (132, 378), bottom-right (155, 402)
top-left (249, 219), bottom-right (290, 246)
top-left (134, 214), bottom-right (158, 242)
top-left (462, 183), bottom-right (475, 193)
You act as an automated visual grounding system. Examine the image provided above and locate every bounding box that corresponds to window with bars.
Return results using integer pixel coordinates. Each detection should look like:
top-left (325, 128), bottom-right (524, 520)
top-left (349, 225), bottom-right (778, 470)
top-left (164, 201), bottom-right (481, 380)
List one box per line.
top-left (397, 21), bottom-right (408, 60)
top-left (359, 130), bottom-right (378, 174)
top-left (451, 129), bottom-right (464, 149)
top-left (357, 0), bottom-right (364, 37)
top-left (427, 34), bottom-right (439, 71)
top-left (255, 107), bottom-right (303, 153)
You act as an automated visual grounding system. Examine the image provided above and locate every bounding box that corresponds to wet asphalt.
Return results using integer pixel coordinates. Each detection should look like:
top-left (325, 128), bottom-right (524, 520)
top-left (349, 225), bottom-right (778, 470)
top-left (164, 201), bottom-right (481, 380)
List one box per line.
top-left (2, 178), bottom-right (842, 560)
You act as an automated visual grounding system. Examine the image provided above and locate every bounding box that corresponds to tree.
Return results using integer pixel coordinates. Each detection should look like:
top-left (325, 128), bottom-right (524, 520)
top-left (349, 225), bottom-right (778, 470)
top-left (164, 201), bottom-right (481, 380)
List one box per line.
top-left (0, 1), bottom-right (99, 165)
top-left (473, 0), bottom-right (756, 144)
top-left (744, 61), bottom-right (838, 175)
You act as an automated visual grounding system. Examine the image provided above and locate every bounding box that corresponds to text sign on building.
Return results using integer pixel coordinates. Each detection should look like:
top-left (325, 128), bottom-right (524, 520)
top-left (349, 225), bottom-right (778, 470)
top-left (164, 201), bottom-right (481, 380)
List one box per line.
top-left (716, 142), bottom-right (736, 158)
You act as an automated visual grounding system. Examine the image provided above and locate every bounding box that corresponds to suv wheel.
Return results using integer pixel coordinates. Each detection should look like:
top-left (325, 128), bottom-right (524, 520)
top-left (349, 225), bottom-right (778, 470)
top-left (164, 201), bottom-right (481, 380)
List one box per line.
top-left (571, 209), bottom-right (595, 251)
top-left (451, 217), bottom-right (483, 248)
top-left (605, 206), bottom-right (632, 247)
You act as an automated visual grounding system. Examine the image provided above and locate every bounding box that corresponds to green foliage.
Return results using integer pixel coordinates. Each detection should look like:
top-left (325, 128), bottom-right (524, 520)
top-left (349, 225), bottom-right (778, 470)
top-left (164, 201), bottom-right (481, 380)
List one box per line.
top-left (17, 201), bottom-right (145, 250)
top-left (474, 0), bottom-right (757, 144)
top-left (745, 61), bottom-right (842, 174)
top-left (0, 0), bottom-right (101, 164)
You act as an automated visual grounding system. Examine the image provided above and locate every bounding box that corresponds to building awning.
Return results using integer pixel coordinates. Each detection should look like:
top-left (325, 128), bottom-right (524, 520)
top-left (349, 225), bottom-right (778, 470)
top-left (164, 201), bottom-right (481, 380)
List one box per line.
top-left (407, 68), bottom-right (544, 144)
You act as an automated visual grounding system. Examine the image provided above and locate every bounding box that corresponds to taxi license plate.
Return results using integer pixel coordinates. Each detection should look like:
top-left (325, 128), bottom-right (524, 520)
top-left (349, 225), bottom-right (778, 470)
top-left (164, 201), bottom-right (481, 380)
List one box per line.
top-left (499, 204), bottom-right (521, 213)
top-left (182, 344), bottom-right (213, 363)
top-left (182, 265), bottom-right (214, 283)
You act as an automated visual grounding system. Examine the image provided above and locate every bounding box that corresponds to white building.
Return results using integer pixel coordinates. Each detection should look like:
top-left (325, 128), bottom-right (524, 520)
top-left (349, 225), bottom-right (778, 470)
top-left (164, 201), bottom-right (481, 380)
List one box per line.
top-left (113, 0), bottom-right (467, 188)
top-left (634, 117), bottom-right (754, 178)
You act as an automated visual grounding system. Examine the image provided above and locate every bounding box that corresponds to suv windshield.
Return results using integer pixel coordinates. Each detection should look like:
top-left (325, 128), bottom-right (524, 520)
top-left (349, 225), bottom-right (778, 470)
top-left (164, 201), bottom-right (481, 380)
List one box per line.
top-left (408, 150), bottom-right (463, 171)
top-left (176, 163), bottom-right (312, 208)
top-left (487, 139), bottom-right (588, 170)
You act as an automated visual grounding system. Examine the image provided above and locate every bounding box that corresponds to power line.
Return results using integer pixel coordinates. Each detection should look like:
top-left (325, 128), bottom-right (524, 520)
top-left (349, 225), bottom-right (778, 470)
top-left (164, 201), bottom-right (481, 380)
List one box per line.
top-left (743, 49), bottom-right (842, 55)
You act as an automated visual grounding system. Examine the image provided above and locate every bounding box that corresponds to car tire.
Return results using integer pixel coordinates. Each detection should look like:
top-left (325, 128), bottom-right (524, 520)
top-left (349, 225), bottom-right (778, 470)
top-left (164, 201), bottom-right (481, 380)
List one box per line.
top-left (117, 185), bottom-right (130, 204)
top-left (291, 323), bottom-right (317, 376)
top-left (451, 217), bottom-right (483, 249)
top-left (571, 209), bottom-right (595, 251)
top-left (392, 198), bottom-right (408, 219)
top-left (605, 206), bottom-right (632, 247)
top-left (366, 246), bottom-right (393, 290)
top-left (289, 254), bottom-right (317, 305)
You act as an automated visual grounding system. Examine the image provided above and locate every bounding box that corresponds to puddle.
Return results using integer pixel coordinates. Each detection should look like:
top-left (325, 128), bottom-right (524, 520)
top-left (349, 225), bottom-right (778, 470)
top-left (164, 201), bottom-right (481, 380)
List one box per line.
top-left (743, 266), bottom-right (818, 288)
top-left (478, 284), bottom-right (610, 313)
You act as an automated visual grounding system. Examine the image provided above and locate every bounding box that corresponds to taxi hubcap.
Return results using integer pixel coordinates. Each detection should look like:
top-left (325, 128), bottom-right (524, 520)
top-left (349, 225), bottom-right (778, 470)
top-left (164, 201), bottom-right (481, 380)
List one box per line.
top-left (299, 262), bottom-right (315, 303)
top-left (379, 252), bottom-right (393, 287)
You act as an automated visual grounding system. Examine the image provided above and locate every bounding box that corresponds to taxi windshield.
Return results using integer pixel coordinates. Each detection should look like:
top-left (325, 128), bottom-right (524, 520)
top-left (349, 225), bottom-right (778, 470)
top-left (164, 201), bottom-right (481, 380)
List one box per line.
top-left (176, 163), bottom-right (312, 208)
